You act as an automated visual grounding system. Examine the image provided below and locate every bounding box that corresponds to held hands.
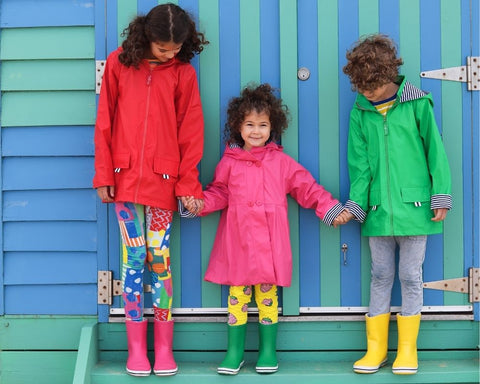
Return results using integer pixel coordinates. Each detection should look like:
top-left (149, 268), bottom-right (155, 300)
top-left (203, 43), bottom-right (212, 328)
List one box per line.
top-left (332, 209), bottom-right (355, 228)
top-left (179, 196), bottom-right (204, 215)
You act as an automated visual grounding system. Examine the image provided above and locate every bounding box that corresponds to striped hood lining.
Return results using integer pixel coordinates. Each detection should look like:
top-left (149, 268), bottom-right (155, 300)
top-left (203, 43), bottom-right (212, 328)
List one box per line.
top-left (400, 81), bottom-right (429, 103)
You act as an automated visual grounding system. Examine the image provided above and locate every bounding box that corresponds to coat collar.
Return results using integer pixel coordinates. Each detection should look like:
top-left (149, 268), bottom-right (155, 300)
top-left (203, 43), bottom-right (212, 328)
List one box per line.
top-left (224, 142), bottom-right (282, 160)
top-left (354, 76), bottom-right (432, 111)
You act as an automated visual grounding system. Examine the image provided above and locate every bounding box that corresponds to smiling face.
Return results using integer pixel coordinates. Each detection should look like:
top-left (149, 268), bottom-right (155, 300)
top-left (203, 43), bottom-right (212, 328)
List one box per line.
top-left (240, 110), bottom-right (271, 151)
top-left (149, 41), bottom-right (183, 63)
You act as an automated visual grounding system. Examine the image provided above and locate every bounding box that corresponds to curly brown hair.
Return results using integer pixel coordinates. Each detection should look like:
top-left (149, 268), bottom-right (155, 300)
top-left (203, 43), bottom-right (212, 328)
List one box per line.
top-left (343, 34), bottom-right (403, 92)
top-left (225, 83), bottom-right (290, 147)
top-left (119, 3), bottom-right (209, 68)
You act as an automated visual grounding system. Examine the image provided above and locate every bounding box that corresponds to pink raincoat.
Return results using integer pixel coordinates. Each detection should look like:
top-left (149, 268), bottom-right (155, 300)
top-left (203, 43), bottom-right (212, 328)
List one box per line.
top-left (200, 143), bottom-right (343, 287)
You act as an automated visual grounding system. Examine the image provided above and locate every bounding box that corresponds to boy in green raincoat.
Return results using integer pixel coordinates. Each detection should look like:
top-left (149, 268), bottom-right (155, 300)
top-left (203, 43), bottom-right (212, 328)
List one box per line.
top-left (342, 34), bottom-right (452, 375)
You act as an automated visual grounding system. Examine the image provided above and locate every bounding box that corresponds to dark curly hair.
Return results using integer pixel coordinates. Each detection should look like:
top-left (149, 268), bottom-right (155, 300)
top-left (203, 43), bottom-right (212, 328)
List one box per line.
top-left (343, 34), bottom-right (403, 92)
top-left (119, 3), bottom-right (209, 68)
top-left (225, 83), bottom-right (289, 147)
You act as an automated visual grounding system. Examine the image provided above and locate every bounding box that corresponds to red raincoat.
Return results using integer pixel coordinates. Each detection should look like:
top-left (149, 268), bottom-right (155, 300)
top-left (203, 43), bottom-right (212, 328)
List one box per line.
top-left (93, 48), bottom-right (204, 210)
top-left (200, 143), bottom-right (343, 287)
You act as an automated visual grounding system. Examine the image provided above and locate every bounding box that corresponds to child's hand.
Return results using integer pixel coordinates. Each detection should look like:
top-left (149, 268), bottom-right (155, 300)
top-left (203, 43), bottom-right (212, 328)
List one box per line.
top-left (431, 208), bottom-right (448, 222)
top-left (332, 209), bottom-right (355, 228)
top-left (179, 196), bottom-right (204, 214)
top-left (97, 185), bottom-right (115, 202)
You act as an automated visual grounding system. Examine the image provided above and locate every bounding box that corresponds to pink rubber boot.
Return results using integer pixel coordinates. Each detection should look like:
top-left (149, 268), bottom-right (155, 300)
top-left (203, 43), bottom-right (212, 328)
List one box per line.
top-left (153, 320), bottom-right (178, 376)
top-left (125, 320), bottom-right (151, 376)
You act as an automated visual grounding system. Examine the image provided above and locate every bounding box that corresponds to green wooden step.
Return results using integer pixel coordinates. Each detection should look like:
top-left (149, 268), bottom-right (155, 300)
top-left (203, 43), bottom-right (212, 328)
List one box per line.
top-left (90, 352), bottom-right (479, 384)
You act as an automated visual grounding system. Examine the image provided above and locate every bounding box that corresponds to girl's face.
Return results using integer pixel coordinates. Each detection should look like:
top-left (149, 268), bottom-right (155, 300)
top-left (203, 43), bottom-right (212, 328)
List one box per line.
top-left (149, 41), bottom-right (183, 63)
top-left (240, 110), bottom-right (271, 151)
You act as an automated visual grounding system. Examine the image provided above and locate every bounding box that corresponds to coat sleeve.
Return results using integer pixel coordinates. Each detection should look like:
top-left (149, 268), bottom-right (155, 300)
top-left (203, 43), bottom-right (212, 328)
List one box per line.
top-left (198, 157), bottom-right (230, 216)
top-left (174, 65), bottom-right (204, 199)
top-left (285, 157), bottom-right (343, 226)
top-left (346, 108), bottom-right (369, 222)
top-left (415, 97), bottom-right (452, 210)
top-left (92, 51), bottom-right (120, 188)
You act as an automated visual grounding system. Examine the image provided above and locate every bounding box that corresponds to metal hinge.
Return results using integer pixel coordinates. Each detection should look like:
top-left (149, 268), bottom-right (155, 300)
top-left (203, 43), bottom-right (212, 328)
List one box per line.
top-left (420, 56), bottom-right (480, 91)
top-left (97, 270), bottom-right (152, 305)
top-left (423, 267), bottom-right (480, 302)
top-left (95, 60), bottom-right (106, 94)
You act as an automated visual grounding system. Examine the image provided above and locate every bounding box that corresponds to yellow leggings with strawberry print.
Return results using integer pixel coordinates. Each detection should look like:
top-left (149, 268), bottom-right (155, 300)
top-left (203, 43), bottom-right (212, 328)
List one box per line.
top-left (227, 284), bottom-right (278, 325)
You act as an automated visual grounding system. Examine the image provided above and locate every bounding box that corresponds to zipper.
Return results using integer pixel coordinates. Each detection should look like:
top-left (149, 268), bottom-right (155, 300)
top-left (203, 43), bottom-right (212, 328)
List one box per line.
top-left (383, 114), bottom-right (394, 234)
top-left (135, 70), bottom-right (153, 201)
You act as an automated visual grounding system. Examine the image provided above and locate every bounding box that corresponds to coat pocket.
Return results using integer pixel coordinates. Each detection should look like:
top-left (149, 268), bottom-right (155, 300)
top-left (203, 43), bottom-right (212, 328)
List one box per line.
top-left (401, 187), bottom-right (430, 206)
top-left (154, 157), bottom-right (179, 182)
top-left (113, 153), bottom-right (130, 172)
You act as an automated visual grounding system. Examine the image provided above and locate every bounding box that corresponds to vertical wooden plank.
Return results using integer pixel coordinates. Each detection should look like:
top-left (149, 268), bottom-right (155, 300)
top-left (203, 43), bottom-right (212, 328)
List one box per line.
top-left (338, 0), bottom-right (362, 307)
top-left (358, 0), bottom-right (378, 36)
top-left (138, 0), bottom-right (158, 15)
top-left (420, 0), bottom-right (444, 306)
top-left (199, 0), bottom-right (221, 308)
top-left (470, 0), bottom-right (480, 321)
top-left (117, 0), bottom-right (136, 46)
top-left (356, 1), bottom-right (379, 308)
top-left (259, 0), bottom-right (280, 87)
top-left (0, 27), bottom-right (4, 315)
top-left (318, 0), bottom-right (341, 307)
top-left (441, 0), bottom-right (464, 306)
top-left (298, 0), bottom-right (320, 307)
top-left (95, 0), bottom-right (109, 322)
top-left (239, 0), bottom-right (260, 86)
top-left (177, 0), bottom-right (201, 308)
top-left (217, 0), bottom-right (240, 306)
top-left (279, 0), bottom-right (299, 315)
top-left (379, 0), bottom-right (399, 43)
top-left (399, 0), bottom-right (421, 86)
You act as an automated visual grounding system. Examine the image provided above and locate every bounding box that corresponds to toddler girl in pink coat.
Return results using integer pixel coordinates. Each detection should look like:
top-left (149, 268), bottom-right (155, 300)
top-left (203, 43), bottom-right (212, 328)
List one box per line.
top-left (183, 83), bottom-right (349, 375)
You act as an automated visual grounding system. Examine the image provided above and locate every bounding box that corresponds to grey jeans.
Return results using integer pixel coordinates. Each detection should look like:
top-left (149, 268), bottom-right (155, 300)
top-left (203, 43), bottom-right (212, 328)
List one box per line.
top-left (368, 235), bottom-right (427, 317)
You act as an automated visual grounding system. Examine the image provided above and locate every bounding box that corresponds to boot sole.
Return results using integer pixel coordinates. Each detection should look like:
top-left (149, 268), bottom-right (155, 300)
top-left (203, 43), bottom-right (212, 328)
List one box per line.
top-left (256, 365), bottom-right (278, 374)
top-left (154, 367), bottom-right (178, 376)
top-left (392, 367), bottom-right (418, 375)
top-left (126, 368), bottom-right (151, 376)
top-left (217, 360), bottom-right (244, 375)
top-left (353, 358), bottom-right (388, 374)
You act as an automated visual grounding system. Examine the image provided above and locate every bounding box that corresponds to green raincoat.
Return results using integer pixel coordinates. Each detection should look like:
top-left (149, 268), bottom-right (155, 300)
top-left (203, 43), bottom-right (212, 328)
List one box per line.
top-left (345, 76), bottom-right (452, 236)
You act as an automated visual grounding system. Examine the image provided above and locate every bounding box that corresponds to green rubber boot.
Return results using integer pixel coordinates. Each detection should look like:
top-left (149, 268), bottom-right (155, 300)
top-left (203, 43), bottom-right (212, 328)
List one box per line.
top-left (256, 323), bottom-right (278, 373)
top-left (217, 324), bottom-right (247, 375)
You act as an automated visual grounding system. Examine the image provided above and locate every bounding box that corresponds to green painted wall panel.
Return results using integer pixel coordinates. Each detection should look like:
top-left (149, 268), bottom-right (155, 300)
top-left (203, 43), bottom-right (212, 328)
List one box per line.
top-left (240, 0), bottom-right (261, 86)
top-left (318, 0), bottom-right (341, 307)
top-left (1, 60), bottom-right (95, 91)
top-left (279, 0), bottom-right (299, 316)
top-left (0, 27), bottom-right (94, 60)
top-left (440, 0), bottom-right (465, 306)
top-left (358, 0), bottom-right (379, 36)
top-left (1, 91), bottom-right (96, 126)
top-left (399, 0), bottom-right (421, 87)
top-left (199, 0), bottom-right (222, 308)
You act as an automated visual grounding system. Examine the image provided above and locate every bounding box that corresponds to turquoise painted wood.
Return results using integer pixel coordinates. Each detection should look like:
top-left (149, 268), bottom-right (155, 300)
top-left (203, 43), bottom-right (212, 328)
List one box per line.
top-left (94, 0), bottom-right (477, 321)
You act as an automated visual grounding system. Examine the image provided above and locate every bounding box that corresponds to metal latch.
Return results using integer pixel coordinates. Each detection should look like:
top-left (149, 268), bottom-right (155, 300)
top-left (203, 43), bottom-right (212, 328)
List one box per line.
top-left (98, 270), bottom-right (152, 304)
top-left (420, 56), bottom-right (480, 91)
top-left (423, 267), bottom-right (480, 303)
top-left (96, 60), bottom-right (106, 94)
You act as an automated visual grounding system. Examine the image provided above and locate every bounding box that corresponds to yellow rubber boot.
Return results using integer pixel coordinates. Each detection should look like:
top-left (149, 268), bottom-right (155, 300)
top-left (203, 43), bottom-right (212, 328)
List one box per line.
top-left (353, 313), bottom-right (390, 374)
top-left (392, 313), bottom-right (421, 375)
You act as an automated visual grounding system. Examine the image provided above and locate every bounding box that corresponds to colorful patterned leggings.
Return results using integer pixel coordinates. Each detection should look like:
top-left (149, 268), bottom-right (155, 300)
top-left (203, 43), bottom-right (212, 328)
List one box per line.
top-left (115, 202), bottom-right (174, 322)
top-left (227, 284), bottom-right (278, 326)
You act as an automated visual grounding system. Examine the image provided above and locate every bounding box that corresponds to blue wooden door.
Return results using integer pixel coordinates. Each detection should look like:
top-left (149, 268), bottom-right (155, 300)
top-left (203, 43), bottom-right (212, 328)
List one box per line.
top-left (95, 0), bottom-right (479, 322)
